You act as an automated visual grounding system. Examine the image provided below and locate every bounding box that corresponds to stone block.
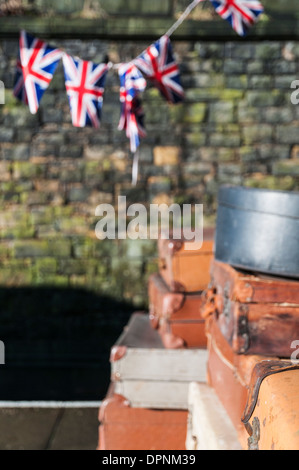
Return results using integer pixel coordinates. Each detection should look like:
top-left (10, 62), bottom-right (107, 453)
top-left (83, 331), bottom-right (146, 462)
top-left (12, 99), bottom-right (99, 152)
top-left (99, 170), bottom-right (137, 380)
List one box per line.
top-left (262, 106), bottom-right (293, 123)
top-left (148, 176), bottom-right (172, 194)
top-left (209, 132), bottom-right (241, 147)
top-left (254, 42), bottom-right (281, 60)
top-left (209, 101), bottom-right (235, 123)
top-left (244, 174), bottom-right (296, 191)
top-left (272, 159), bottom-right (299, 176)
top-left (3, 107), bottom-right (39, 128)
top-left (277, 125), bottom-right (299, 144)
top-left (184, 131), bottom-right (206, 147)
top-left (59, 145), bottom-right (83, 159)
top-left (225, 75), bottom-right (248, 89)
top-left (243, 124), bottom-right (273, 144)
top-left (223, 59), bottom-right (246, 74)
top-left (153, 146), bottom-right (180, 166)
top-left (248, 75), bottom-right (273, 89)
top-left (58, 259), bottom-right (88, 276)
top-left (2, 144), bottom-right (30, 161)
top-left (0, 161), bottom-right (11, 181)
top-left (34, 257), bottom-right (57, 275)
top-left (13, 240), bottom-right (51, 258)
top-left (246, 91), bottom-right (286, 107)
top-left (238, 102), bottom-right (262, 123)
top-left (13, 162), bottom-right (46, 180)
top-left (67, 186), bottom-right (91, 202)
top-left (30, 207), bottom-right (54, 225)
top-left (0, 127), bottom-right (14, 142)
top-left (247, 60), bottom-right (264, 74)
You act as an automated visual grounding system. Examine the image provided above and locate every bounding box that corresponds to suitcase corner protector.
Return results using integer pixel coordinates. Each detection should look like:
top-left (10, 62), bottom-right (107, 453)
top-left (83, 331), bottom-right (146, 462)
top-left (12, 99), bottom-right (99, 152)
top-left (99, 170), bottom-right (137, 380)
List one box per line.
top-left (110, 345), bottom-right (127, 362)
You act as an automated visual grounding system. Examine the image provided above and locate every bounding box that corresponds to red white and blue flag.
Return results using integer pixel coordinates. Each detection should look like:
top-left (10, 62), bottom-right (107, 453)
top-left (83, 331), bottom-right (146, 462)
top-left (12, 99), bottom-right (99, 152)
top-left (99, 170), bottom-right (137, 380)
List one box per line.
top-left (17, 30), bottom-right (62, 114)
top-left (210, 0), bottom-right (264, 36)
top-left (118, 62), bottom-right (147, 153)
top-left (62, 54), bottom-right (109, 128)
top-left (135, 35), bottom-right (184, 104)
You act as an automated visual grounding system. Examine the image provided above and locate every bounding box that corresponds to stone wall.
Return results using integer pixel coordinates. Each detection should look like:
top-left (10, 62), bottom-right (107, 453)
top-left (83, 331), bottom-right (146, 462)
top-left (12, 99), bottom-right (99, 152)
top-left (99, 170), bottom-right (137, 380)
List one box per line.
top-left (1, 37), bottom-right (299, 303)
top-left (0, 0), bottom-right (299, 399)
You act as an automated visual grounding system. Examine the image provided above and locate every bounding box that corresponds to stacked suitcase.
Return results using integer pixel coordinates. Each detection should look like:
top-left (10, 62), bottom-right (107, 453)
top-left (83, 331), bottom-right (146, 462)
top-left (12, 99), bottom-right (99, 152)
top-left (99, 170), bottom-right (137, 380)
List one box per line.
top-left (97, 185), bottom-right (299, 451)
top-left (149, 228), bottom-right (214, 349)
top-left (97, 229), bottom-right (215, 450)
top-left (193, 186), bottom-right (299, 450)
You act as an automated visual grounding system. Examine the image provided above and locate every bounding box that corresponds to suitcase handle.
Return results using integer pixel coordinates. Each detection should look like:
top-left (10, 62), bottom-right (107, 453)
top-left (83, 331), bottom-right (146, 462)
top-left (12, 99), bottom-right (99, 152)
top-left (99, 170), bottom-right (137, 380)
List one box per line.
top-left (158, 258), bottom-right (167, 270)
top-left (201, 286), bottom-right (223, 319)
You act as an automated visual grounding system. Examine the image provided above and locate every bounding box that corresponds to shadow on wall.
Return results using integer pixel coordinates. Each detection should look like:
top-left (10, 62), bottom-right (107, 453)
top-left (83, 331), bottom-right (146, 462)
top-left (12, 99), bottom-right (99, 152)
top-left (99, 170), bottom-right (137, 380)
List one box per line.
top-left (0, 287), bottom-right (135, 401)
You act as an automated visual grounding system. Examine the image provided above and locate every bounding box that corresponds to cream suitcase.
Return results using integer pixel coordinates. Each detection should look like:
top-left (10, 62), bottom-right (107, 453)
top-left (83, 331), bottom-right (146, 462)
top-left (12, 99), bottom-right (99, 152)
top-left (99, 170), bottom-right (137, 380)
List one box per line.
top-left (110, 313), bottom-right (208, 410)
top-left (186, 382), bottom-right (242, 450)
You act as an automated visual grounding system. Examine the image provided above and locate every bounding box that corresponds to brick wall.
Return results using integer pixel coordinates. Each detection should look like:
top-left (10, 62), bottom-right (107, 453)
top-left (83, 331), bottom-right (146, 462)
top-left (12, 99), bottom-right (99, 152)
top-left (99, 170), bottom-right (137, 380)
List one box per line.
top-left (0, 0), bottom-right (299, 398)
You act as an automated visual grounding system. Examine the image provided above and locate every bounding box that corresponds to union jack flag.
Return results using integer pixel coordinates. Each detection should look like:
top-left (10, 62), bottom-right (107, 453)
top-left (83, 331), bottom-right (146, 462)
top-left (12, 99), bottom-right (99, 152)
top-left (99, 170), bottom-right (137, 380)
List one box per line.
top-left (13, 57), bottom-right (28, 106)
top-left (210, 0), bottom-right (264, 36)
top-left (62, 54), bottom-right (109, 128)
top-left (118, 62), bottom-right (147, 153)
top-left (135, 35), bottom-right (184, 104)
top-left (18, 30), bottom-right (62, 114)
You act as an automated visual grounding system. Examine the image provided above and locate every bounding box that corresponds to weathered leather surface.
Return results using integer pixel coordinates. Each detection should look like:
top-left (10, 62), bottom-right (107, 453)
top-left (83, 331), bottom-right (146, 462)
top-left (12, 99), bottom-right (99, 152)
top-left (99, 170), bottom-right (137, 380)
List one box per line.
top-left (148, 273), bottom-right (206, 348)
top-left (98, 386), bottom-right (188, 450)
top-left (202, 260), bottom-right (299, 357)
top-left (158, 228), bottom-right (214, 293)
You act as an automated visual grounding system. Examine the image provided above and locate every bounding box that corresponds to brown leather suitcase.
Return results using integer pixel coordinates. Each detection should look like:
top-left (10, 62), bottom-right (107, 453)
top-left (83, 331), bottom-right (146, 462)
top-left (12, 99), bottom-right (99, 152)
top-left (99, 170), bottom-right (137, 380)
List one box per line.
top-left (205, 314), bottom-right (275, 449)
top-left (242, 361), bottom-right (299, 450)
top-left (98, 386), bottom-right (188, 450)
top-left (148, 273), bottom-right (206, 349)
top-left (158, 228), bottom-right (214, 293)
top-left (202, 260), bottom-right (299, 358)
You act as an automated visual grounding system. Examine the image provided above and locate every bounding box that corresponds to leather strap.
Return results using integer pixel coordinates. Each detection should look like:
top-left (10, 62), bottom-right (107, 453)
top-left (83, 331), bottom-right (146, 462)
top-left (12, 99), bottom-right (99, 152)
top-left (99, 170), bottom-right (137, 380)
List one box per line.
top-left (201, 286), bottom-right (223, 319)
top-left (242, 360), bottom-right (299, 434)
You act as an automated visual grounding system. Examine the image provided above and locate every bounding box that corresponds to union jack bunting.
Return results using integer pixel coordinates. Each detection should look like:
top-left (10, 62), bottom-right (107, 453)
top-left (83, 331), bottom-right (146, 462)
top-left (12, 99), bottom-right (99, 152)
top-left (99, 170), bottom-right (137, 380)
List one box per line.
top-left (18, 30), bottom-right (62, 114)
top-left (210, 0), bottom-right (264, 36)
top-left (62, 54), bottom-right (109, 128)
top-left (135, 35), bottom-right (184, 104)
top-left (118, 63), bottom-right (147, 153)
top-left (13, 57), bottom-right (28, 106)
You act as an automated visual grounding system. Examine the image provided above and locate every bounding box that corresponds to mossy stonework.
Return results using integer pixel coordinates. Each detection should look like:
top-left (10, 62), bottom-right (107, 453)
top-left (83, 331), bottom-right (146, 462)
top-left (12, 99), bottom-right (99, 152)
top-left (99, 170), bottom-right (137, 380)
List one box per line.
top-left (0, 1), bottom-right (299, 398)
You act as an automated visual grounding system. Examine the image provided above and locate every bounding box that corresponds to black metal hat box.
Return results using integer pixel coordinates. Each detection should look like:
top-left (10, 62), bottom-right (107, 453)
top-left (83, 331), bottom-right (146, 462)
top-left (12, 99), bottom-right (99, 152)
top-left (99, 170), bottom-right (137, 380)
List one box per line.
top-left (214, 185), bottom-right (299, 279)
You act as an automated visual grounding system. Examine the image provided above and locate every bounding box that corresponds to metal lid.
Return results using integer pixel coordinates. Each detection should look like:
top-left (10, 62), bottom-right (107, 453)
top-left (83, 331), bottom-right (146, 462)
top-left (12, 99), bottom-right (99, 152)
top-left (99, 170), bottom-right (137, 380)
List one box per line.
top-left (218, 185), bottom-right (299, 220)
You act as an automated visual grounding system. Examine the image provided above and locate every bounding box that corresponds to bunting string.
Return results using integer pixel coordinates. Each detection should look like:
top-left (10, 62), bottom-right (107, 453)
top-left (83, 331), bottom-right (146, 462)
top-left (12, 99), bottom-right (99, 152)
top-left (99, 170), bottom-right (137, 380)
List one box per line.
top-left (12, 0), bottom-right (265, 185)
top-left (165, 0), bottom-right (205, 38)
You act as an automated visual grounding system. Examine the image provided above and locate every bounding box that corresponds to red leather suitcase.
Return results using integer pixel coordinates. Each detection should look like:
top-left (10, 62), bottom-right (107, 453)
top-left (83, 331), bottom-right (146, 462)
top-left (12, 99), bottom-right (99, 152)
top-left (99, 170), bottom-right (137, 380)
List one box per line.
top-left (158, 228), bottom-right (214, 293)
top-left (202, 260), bottom-right (299, 358)
top-left (205, 314), bottom-right (275, 449)
top-left (98, 386), bottom-right (188, 450)
top-left (148, 273), bottom-right (206, 349)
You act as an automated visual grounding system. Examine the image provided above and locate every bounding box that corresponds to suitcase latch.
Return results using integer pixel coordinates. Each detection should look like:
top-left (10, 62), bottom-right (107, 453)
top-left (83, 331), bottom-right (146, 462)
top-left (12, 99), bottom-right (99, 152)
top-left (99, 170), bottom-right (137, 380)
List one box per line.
top-left (247, 417), bottom-right (260, 451)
